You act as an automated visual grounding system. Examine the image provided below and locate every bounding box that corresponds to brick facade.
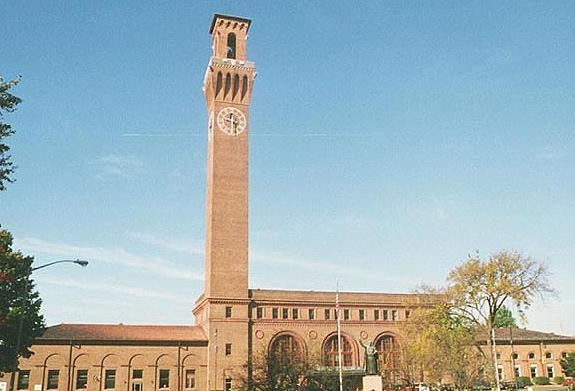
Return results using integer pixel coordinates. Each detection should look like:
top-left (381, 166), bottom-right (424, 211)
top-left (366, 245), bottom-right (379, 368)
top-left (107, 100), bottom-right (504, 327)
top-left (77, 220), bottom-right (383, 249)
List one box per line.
top-left (1, 13), bottom-right (574, 391)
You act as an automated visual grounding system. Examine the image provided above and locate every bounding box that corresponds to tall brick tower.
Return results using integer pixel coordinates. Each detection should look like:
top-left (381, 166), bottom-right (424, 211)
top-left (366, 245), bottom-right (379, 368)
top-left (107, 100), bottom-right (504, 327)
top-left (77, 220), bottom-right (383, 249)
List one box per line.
top-left (193, 14), bottom-right (256, 391)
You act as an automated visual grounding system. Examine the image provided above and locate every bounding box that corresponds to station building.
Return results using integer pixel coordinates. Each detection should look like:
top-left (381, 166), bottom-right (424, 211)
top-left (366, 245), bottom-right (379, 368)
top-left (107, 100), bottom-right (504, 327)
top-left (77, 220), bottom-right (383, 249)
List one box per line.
top-left (1, 14), bottom-right (573, 391)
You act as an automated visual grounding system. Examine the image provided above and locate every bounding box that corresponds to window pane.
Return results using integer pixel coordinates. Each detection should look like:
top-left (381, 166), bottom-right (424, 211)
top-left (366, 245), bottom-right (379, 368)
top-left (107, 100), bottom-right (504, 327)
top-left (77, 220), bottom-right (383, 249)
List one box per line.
top-left (47, 370), bottom-right (60, 390)
top-left (132, 370), bottom-right (143, 379)
top-left (105, 370), bottom-right (116, 389)
top-left (76, 370), bottom-right (88, 389)
top-left (159, 369), bottom-right (169, 388)
top-left (17, 370), bottom-right (30, 390)
top-left (185, 369), bottom-right (196, 389)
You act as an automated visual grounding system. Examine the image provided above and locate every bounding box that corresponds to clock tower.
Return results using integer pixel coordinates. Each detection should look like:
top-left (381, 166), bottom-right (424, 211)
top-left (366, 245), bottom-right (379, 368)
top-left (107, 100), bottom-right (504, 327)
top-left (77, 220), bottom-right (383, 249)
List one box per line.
top-left (194, 14), bottom-right (256, 391)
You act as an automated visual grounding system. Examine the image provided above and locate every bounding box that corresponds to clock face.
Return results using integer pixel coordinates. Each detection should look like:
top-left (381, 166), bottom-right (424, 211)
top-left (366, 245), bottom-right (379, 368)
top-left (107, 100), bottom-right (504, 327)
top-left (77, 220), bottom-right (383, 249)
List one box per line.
top-left (217, 107), bottom-right (247, 136)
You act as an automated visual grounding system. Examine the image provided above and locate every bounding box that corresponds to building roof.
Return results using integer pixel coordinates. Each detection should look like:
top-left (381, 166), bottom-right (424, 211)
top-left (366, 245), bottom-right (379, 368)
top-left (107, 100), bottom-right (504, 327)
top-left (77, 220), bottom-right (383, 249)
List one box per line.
top-left (37, 323), bottom-right (208, 343)
top-left (491, 327), bottom-right (575, 344)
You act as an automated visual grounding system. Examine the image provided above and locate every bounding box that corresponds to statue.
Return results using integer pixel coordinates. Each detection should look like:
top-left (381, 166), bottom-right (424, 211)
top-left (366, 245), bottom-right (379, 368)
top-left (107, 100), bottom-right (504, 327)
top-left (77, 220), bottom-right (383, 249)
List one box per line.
top-left (359, 339), bottom-right (379, 375)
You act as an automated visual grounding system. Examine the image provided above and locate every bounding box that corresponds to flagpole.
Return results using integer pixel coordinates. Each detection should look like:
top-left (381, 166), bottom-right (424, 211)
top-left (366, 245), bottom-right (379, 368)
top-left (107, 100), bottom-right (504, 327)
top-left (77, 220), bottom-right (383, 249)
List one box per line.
top-left (336, 283), bottom-right (343, 391)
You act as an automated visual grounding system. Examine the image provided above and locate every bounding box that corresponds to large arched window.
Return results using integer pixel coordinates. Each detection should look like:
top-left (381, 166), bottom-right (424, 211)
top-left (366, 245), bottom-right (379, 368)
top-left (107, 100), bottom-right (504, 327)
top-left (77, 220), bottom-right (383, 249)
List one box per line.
top-left (269, 333), bottom-right (304, 359)
top-left (227, 33), bottom-right (236, 59)
top-left (323, 334), bottom-right (357, 367)
top-left (375, 334), bottom-right (401, 382)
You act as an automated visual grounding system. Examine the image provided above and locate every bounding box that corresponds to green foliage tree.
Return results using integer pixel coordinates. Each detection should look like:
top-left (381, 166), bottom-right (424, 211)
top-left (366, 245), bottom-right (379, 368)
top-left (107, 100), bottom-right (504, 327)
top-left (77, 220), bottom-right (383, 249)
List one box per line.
top-left (493, 306), bottom-right (517, 328)
top-left (0, 76), bottom-right (22, 191)
top-left (0, 229), bottom-right (46, 375)
top-left (447, 250), bottom-right (554, 389)
top-left (561, 352), bottom-right (575, 377)
top-left (401, 298), bottom-right (487, 391)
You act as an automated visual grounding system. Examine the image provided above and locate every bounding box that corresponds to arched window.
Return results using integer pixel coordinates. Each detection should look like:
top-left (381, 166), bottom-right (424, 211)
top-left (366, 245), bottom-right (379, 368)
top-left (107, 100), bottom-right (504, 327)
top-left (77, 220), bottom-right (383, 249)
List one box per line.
top-left (375, 334), bottom-right (401, 381)
top-left (269, 333), bottom-right (304, 360)
top-left (241, 76), bottom-right (248, 100)
top-left (215, 72), bottom-right (223, 96)
top-left (224, 73), bottom-right (231, 97)
top-left (323, 334), bottom-right (356, 367)
top-left (233, 74), bottom-right (240, 98)
top-left (227, 33), bottom-right (236, 59)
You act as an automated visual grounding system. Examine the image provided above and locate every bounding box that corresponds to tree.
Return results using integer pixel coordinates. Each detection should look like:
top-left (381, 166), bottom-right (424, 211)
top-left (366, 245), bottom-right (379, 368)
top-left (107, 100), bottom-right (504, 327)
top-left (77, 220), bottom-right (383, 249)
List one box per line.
top-left (561, 352), bottom-right (575, 378)
top-left (493, 306), bottom-right (517, 328)
top-left (0, 229), bottom-right (45, 375)
top-left (402, 297), bottom-right (487, 391)
top-left (0, 76), bottom-right (22, 191)
top-left (447, 250), bottom-right (554, 389)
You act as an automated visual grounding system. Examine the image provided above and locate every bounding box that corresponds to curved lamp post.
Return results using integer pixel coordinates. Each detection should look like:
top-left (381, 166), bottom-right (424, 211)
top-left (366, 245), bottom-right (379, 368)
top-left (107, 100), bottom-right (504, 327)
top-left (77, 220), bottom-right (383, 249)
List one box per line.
top-left (32, 259), bottom-right (89, 271)
top-left (8, 259), bottom-right (89, 391)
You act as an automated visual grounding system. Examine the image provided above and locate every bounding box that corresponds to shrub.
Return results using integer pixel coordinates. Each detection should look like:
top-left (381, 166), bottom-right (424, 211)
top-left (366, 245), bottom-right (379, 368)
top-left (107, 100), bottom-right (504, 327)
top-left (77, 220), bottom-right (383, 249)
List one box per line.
top-left (516, 377), bottom-right (532, 388)
top-left (553, 376), bottom-right (565, 385)
top-left (533, 377), bottom-right (550, 385)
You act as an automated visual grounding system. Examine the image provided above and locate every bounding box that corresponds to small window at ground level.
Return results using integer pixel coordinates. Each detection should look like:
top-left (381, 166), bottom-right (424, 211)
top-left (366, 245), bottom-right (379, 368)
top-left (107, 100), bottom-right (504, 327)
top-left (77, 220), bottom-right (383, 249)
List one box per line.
top-left (530, 366), bottom-right (537, 378)
top-left (224, 377), bottom-right (232, 391)
top-left (185, 369), bottom-right (196, 389)
top-left (104, 370), bottom-right (116, 389)
top-left (547, 365), bottom-right (554, 378)
top-left (225, 306), bottom-right (232, 318)
top-left (76, 370), bottom-right (88, 389)
top-left (17, 370), bottom-right (30, 390)
top-left (159, 369), bottom-right (169, 388)
top-left (514, 366), bottom-right (520, 378)
top-left (225, 343), bottom-right (232, 355)
top-left (132, 369), bottom-right (143, 379)
top-left (47, 370), bottom-right (60, 390)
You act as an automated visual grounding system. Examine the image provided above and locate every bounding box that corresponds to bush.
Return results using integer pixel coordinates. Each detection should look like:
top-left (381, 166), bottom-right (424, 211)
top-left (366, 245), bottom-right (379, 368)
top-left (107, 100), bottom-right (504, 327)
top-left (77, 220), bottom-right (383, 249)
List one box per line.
top-left (516, 377), bottom-right (532, 388)
top-left (533, 377), bottom-right (550, 385)
top-left (553, 376), bottom-right (565, 385)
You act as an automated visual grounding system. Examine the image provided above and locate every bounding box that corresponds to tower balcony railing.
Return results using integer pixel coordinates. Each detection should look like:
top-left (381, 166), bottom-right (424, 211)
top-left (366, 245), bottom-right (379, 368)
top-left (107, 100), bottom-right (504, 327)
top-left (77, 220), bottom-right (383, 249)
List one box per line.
top-left (210, 56), bottom-right (255, 69)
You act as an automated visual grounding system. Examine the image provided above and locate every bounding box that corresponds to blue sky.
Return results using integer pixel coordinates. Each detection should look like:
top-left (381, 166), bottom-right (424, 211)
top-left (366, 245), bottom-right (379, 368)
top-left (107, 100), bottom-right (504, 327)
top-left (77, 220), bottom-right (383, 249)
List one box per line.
top-left (2, 1), bottom-right (574, 335)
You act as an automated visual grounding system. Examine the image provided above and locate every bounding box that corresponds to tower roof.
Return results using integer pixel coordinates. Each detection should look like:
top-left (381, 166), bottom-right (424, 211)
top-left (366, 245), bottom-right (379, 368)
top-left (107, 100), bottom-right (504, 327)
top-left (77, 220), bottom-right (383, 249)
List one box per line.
top-left (209, 14), bottom-right (252, 34)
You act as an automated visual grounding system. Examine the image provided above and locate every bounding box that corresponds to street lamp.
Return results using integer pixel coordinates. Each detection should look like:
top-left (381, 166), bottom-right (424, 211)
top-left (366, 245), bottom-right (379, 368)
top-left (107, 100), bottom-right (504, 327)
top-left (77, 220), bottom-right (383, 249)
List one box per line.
top-left (8, 259), bottom-right (89, 391)
top-left (32, 259), bottom-right (89, 271)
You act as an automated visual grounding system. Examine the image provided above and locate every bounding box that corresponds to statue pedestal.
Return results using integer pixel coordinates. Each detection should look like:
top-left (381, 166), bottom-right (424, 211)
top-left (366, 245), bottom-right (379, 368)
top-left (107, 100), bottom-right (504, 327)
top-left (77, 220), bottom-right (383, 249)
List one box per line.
top-left (362, 375), bottom-right (382, 391)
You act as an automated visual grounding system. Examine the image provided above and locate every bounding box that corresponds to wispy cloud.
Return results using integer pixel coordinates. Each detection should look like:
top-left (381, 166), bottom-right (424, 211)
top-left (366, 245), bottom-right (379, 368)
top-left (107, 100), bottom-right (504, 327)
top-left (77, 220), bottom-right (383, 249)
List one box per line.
top-left (251, 249), bottom-right (412, 286)
top-left (93, 155), bottom-right (145, 179)
top-left (15, 237), bottom-right (202, 281)
top-left (38, 276), bottom-right (191, 303)
top-left (127, 232), bottom-right (204, 256)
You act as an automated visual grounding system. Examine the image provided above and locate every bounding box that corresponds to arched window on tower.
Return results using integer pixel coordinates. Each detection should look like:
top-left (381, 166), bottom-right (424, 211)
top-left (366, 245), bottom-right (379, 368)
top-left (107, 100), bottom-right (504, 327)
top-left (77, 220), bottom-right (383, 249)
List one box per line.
top-left (233, 74), bottom-right (240, 98)
top-left (323, 334), bottom-right (356, 367)
top-left (215, 72), bottom-right (223, 96)
top-left (224, 73), bottom-right (231, 97)
top-left (227, 33), bottom-right (236, 59)
top-left (375, 334), bottom-right (401, 382)
top-left (241, 75), bottom-right (248, 100)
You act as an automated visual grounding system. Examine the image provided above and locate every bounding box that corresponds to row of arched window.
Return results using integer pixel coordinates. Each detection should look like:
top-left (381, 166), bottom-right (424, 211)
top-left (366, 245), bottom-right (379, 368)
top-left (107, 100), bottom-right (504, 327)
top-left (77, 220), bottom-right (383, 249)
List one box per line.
top-left (214, 71), bottom-right (249, 102)
top-left (268, 332), bottom-right (402, 373)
